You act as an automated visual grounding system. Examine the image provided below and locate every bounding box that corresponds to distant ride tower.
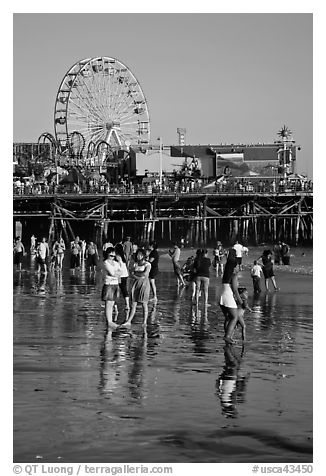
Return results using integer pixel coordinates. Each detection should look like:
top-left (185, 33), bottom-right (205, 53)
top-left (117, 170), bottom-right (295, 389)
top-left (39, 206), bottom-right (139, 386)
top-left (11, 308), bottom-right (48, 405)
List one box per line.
top-left (177, 128), bottom-right (186, 147)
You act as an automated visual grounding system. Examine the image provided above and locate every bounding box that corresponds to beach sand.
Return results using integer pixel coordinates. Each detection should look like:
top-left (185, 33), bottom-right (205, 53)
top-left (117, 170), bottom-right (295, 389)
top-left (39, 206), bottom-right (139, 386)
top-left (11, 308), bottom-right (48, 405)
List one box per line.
top-left (13, 247), bottom-right (313, 463)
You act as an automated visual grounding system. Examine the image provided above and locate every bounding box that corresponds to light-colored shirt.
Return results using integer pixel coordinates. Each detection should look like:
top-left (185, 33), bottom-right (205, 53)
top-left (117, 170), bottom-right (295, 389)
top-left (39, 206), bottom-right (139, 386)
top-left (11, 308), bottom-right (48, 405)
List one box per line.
top-left (14, 241), bottom-right (25, 253)
top-left (103, 259), bottom-right (121, 285)
top-left (251, 264), bottom-right (262, 277)
top-left (38, 242), bottom-right (49, 259)
top-left (233, 243), bottom-right (245, 258)
top-left (118, 261), bottom-right (129, 278)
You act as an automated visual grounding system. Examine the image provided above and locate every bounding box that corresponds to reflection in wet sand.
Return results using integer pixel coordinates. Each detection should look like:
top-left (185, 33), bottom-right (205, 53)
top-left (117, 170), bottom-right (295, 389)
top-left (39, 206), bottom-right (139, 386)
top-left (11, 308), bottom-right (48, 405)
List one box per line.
top-left (216, 344), bottom-right (250, 418)
top-left (13, 262), bottom-right (313, 463)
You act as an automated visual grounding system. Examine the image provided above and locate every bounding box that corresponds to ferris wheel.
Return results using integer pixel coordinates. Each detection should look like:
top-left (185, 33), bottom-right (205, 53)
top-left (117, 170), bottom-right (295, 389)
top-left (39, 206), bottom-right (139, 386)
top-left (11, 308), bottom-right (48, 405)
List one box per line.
top-left (54, 56), bottom-right (150, 152)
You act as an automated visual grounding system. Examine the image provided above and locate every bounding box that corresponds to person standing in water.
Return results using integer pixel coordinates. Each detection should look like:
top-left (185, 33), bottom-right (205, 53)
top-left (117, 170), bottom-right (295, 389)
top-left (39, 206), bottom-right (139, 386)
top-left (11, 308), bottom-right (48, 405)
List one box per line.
top-left (121, 248), bottom-right (151, 328)
top-left (14, 237), bottom-right (25, 271)
top-left (281, 242), bottom-right (291, 265)
top-left (213, 241), bottom-right (225, 277)
top-left (250, 260), bottom-right (263, 294)
top-left (101, 247), bottom-right (122, 330)
top-left (36, 237), bottom-right (49, 274)
top-left (81, 239), bottom-right (87, 261)
top-left (232, 240), bottom-right (247, 271)
top-left (53, 236), bottom-right (66, 270)
top-left (260, 249), bottom-right (279, 291)
top-left (148, 241), bottom-right (159, 302)
top-left (70, 237), bottom-right (81, 270)
top-left (194, 249), bottom-right (211, 307)
top-left (219, 250), bottom-right (246, 344)
top-left (123, 236), bottom-right (133, 268)
top-left (86, 241), bottom-right (99, 272)
top-left (169, 242), bottom-right (186, 287)
top-left (30, 234), bottom-right (37, 255)
top-left (273, 241), bottom-right (282, 265)
top-left (114, 243), bottom-right (130, 312)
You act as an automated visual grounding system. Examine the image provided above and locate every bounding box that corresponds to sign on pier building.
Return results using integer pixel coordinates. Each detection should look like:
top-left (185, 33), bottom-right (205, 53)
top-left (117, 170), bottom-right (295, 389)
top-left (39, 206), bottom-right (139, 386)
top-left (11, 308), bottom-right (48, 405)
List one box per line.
top-left (135, 142), bottom-right (297, 178)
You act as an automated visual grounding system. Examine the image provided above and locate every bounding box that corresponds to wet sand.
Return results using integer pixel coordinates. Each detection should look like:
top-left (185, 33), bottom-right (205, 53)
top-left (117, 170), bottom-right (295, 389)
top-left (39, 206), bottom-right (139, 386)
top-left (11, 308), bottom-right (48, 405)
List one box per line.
top-left (13, 249), bottom-right (313, 463)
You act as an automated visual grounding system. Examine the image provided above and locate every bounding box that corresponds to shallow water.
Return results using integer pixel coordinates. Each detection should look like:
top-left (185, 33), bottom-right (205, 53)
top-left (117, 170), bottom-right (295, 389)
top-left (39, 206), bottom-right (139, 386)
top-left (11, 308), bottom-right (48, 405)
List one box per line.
top-left (13, 255), bottom-right (313, 463)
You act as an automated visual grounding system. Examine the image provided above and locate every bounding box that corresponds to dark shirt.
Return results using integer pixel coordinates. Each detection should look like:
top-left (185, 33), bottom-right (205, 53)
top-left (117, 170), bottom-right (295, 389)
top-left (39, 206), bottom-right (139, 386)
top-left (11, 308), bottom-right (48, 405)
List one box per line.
top-left (262, 255), bottom-right (273, 270)
top-left (194, 257), bottom-right (211, 277)
top-left (149, 250), bottom-right (159, 271)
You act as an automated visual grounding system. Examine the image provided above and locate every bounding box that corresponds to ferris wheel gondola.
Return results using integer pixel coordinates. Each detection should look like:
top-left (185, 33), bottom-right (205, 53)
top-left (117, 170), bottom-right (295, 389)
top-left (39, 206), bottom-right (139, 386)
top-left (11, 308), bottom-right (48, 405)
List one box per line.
top-left (54, 56), bottom-right (150, 153)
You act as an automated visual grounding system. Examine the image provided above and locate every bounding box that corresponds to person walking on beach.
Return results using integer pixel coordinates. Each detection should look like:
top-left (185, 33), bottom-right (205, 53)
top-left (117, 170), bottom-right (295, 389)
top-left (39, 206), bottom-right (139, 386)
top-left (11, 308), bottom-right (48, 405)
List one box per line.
top-left (148, 241), bottom-right (159, 302)
top-left (121, 248), bottom-right (151, 328)
top-left (250, 260), bottom-right (263, 294)
top-left (260, 249), bottom-right (279, 291)
top-left (219, 250), bottom-right (246, 344)
top-left (86, 241), bottom-right (99, 272)
top-left (13, 237), bottom-right (25, 271)
top-left (36, 237), bottom-right (49, 274)
top-left (213, 241), bottom-right (225, 277)
top-left (53, 237), bottom-right (65, 270)
top-left (194, 248), bottom-right (211, 306)
top-left (101, 247), bottom-right (121, 330)
top-left (169, 242), bottom-right (186, 287)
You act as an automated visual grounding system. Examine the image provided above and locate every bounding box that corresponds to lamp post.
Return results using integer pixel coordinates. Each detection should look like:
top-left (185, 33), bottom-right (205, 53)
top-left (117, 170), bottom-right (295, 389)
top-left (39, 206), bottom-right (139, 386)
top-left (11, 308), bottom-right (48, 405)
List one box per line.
top-left (158, 137), bottom-right (163, 191)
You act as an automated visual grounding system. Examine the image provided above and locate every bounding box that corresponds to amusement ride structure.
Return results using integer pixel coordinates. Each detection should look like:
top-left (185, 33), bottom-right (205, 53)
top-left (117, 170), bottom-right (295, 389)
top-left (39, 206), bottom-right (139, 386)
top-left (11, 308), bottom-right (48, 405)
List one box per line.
top-left (13, 57), bottom-right (312, 247)
top-left (54, 56), bottom-right (150, 154)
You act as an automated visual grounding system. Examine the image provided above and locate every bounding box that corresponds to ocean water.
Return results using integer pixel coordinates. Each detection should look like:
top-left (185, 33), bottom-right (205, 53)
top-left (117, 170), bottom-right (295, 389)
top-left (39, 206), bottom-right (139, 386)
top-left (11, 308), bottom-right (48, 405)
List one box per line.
top-left (13, 251), bottom-right (313, 463)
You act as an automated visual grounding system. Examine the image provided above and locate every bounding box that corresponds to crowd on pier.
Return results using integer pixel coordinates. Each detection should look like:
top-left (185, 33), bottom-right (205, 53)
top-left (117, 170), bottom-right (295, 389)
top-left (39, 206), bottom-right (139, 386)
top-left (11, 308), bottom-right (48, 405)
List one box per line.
top-left (13, 174), bottom-right (313, 196)
top-left (14, 232), bottom-right (291, 344)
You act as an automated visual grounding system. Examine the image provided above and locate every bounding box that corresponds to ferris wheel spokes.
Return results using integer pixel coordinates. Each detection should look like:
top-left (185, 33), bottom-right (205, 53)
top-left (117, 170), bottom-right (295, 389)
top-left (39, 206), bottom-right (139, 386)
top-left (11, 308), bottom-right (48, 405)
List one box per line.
top-left (54, 56), bottom-right (150, 151)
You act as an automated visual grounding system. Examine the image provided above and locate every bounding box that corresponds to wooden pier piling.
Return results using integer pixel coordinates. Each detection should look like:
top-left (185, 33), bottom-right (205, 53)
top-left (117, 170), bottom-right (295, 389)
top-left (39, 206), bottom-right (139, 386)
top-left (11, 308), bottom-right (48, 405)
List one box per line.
top-left (13, 190), bottom-right (313, 247)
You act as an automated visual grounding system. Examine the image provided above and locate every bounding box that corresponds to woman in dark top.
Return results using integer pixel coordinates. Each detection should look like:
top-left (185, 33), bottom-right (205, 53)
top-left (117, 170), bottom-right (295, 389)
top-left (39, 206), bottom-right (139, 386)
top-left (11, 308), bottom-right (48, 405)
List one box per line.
top-left (148, 241), bottom-right (159, 302)
top-left (194, 249), bottom-right (211, 306)
top-left (260, 249), bottom-right (279, 291)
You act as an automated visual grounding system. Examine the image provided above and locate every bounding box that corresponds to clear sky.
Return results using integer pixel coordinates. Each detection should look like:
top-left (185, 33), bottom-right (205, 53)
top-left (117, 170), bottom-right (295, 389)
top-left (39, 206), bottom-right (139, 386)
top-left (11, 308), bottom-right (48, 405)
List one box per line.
top-left (13, 12), bottom-right (312, 176)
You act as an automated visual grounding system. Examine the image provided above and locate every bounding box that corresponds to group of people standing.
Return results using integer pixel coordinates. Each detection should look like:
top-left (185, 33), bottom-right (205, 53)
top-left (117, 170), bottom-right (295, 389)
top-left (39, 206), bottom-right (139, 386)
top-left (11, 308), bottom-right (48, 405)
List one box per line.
top-left (169, 239), bottom-right (286, 345)
top-left (169, 242), bottom-right (251, 345)
top-left (15, 234), bottom-right (101, 274)
top-left (14, 235), bottom-right (52, 273)
top-left (69, 236), bottom-right (100, 272)
top-left (14, 232), bottom-right (290, 345)
top-left (101, 239), bottom-right (160, 330)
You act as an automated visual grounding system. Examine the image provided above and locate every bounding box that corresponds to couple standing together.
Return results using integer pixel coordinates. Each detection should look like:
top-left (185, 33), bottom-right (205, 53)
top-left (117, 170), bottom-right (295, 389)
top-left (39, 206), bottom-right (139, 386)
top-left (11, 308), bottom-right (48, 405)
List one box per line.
top-left (101, 242), bottom-right (159, 329)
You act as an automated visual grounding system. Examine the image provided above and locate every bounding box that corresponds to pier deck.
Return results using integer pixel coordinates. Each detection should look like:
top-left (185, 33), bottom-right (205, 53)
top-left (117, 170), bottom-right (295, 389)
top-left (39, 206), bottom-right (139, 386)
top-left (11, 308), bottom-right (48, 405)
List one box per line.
top-left (13, 191), bottom-right (313, 245)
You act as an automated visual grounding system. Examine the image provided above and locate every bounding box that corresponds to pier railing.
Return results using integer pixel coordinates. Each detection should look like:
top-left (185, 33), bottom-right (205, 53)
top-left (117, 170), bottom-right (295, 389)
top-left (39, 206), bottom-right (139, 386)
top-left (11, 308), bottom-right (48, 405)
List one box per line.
top-left (13, 186), bottom-right (313, 198)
